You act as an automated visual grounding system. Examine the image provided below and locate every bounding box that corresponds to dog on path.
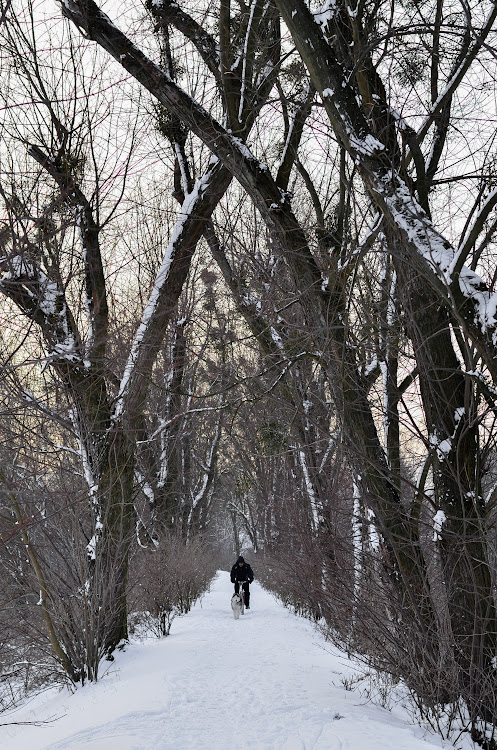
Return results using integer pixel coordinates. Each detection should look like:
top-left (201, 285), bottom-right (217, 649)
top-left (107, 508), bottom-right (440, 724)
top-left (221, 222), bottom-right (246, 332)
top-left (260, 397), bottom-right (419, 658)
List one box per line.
top-left (231, 592), bottom-right (243, 619)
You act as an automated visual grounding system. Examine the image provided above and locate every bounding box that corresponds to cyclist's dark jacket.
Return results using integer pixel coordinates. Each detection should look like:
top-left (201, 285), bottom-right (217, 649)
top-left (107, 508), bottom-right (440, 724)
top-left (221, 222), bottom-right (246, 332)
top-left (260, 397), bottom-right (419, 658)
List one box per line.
top-left (230, 557), bottom-right (254, 583)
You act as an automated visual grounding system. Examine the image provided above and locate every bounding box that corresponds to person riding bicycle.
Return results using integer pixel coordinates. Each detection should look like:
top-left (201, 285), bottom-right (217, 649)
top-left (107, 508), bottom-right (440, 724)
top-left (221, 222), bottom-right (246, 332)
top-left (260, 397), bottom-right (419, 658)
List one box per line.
top-left (230, 556), bottom-right (254, 609)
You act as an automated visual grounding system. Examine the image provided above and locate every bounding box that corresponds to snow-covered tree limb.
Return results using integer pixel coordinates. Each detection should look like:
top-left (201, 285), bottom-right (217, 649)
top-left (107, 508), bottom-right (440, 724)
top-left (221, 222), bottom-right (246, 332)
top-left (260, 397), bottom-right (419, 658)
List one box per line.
top-left (28, 143), bottom-right (109, 366)
top-left (113, 158), bottom-right (232, 425)
top-left (274, 0), bottom-right (497, 380)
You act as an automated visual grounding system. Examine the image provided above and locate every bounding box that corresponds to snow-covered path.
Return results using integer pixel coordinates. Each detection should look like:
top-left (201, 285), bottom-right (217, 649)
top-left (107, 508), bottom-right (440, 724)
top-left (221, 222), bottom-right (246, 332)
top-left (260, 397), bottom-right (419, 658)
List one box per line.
top-left (3, 572), bottom-right (455, 749)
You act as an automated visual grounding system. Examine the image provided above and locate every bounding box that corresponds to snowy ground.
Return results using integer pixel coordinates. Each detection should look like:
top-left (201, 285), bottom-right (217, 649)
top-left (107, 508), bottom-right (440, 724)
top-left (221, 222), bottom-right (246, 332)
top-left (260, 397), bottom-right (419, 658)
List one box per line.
top-left (2, 572), bottom-right (469, 750)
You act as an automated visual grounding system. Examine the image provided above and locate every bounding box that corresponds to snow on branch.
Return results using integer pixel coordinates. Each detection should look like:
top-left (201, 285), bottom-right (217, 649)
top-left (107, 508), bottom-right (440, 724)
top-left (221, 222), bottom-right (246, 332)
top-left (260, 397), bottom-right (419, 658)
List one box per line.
top-left (297, 447), bottom-right (320, 528)
top-left (28, 142), bottom-right (108, 366)
top-left (312, 0), bottom-right (337, 34)
top-left (0, 252), bottom-right (84, 368)
top-left (62, 0), bottom-right (497, 378)
top-left (275, 0), bottom-right (497, 371)
top-left (379, 174), bottom-right (497, 344)
top-left (113, 159), bottom-right (224, 421)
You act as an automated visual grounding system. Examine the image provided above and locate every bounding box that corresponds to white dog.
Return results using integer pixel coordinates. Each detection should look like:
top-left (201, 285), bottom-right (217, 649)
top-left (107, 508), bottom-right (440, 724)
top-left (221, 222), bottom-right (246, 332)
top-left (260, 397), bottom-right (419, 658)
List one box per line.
top-left (231, 592), bottom-right (243, 620)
